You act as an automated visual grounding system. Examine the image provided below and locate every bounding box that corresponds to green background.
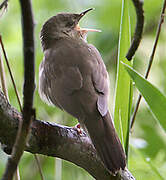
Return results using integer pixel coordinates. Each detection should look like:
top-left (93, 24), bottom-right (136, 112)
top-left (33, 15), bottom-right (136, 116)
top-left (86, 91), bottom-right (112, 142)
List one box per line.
top-left (0, 0), bottom-right (166, 179)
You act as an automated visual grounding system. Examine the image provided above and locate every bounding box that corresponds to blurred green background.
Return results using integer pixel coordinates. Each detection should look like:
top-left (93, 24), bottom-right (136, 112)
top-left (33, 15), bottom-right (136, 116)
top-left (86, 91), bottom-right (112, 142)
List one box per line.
top-left (0, 0), bottom-right (166, 179)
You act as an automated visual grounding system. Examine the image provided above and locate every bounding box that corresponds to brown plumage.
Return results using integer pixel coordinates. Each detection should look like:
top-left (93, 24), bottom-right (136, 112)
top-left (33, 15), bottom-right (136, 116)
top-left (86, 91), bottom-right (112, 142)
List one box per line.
top-left (39, 8), bottom-right (126, 174)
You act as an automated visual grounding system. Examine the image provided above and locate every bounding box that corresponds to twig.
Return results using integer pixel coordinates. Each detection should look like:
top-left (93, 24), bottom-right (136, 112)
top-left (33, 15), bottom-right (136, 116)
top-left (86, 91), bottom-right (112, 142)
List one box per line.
top-left (0, 90), bottom-right (135, 180)
top-left (0, 51), bottom-right (8, 99)
top-left (0, 37), bottom-right (20, 180)
top-left (0, 3), bottom-right (44, 180)
top-left (0, 36), bottom-right (22, 110)
top-left (1, 0), bottom-right (35, 179)
top-left (0, 35), bottom-right (44, 180)
top-left (130, 0), bottom-right (166, 129)
top-left (34, 154), bottom-right (45, 180)
top-left (14, 168), bottom-right (20, 180)
top-left (0, 39), bottom-right (21, 180)
top-left (126, 0), bottom-right (144, 60)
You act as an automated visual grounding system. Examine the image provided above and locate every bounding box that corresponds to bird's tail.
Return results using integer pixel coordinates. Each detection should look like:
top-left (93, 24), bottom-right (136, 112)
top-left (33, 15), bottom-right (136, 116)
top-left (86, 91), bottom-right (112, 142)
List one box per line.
top-left (84, 111), bottom-right (126, 174)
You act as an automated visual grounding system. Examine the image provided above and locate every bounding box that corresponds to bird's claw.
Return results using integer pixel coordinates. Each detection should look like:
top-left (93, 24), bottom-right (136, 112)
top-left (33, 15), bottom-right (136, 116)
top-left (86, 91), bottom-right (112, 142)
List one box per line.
top-left (73, 123), bottom-right (83, 135)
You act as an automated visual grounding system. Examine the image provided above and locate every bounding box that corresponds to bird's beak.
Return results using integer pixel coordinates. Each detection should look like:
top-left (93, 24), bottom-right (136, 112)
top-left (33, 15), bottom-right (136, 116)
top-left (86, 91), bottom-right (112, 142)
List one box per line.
top-left (78, 8), bottom-right (94, 21)
top-left (75, 8), bottom-right (101, 38)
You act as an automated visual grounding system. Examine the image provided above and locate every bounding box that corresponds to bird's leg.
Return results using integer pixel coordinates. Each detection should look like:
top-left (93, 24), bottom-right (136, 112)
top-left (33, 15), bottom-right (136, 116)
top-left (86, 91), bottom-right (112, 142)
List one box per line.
top-left (73, 123), bottom-right (86, 136)
top-left (73, 123), bottom-right (84, 135)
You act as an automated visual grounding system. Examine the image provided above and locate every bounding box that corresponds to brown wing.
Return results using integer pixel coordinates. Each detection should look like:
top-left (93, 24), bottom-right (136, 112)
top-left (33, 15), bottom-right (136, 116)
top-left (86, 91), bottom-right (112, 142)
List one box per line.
top-left (88, 44), bottom-right (110, 117)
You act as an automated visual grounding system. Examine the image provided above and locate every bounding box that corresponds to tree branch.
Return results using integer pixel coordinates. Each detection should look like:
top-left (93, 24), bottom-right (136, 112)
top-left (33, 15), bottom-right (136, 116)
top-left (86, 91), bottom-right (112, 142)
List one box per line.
top-left (1, 0), bottom-right (35, 179)
top-left (126, 0), bottom-right (144, 60)
top-left (0, 90), bottom-right (135, 180)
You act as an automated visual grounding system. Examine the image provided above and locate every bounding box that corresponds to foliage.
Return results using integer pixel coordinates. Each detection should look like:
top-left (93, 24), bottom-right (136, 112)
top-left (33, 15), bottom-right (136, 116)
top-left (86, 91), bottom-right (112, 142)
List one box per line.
top-left (113, 0), bottom-right (132, 154)
top-left (123, 63), bottom-right (166, 131)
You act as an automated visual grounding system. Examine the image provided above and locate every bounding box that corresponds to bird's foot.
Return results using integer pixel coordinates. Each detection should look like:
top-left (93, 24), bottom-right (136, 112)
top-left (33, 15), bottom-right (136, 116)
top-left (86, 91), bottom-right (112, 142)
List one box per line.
top-left (73, 123), bottom-right (83, 135)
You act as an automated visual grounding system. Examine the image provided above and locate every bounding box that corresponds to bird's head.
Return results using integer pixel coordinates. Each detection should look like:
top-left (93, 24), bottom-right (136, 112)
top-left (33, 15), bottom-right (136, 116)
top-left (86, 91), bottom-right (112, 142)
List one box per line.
top-left (40, 8), bottom-right (100, 50)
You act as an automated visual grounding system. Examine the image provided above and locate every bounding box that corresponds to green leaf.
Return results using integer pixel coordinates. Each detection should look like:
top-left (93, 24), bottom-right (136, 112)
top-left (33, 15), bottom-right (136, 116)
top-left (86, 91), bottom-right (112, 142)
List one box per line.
top-left (114, 0), bottom-right (132, 152)
top-left (123, 63), bottom-right (166, 132)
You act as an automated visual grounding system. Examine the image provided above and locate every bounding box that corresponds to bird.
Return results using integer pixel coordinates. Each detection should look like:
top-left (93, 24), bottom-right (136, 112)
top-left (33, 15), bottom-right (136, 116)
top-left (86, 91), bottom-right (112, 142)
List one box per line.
top-left (39, 8), bottom-right (126, 174)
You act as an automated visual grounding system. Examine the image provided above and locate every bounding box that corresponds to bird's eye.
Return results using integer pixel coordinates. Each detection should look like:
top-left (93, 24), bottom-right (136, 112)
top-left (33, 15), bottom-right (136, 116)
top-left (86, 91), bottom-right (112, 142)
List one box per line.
top-left (66, 21), bottom-right (74, 27)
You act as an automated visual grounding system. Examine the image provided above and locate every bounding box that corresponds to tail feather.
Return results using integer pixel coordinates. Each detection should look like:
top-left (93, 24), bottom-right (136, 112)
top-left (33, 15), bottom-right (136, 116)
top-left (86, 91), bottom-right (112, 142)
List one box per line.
top-left (84, 111), bottom-right (126, 174)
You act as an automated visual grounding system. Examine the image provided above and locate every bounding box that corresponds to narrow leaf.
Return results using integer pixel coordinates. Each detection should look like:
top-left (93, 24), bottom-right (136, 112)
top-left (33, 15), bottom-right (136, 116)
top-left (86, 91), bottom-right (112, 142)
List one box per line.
top-left (123, 63), bottom-right (166, 131)
top-left (114, 0), bottom-right (132, 151)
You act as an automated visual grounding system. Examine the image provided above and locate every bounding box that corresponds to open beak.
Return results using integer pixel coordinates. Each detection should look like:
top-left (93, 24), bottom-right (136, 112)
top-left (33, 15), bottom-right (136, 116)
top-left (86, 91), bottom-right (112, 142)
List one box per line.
top-left (75, 8), bottom-right (101, 39)
top-left (77, 8), bottom-right (94, 21)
